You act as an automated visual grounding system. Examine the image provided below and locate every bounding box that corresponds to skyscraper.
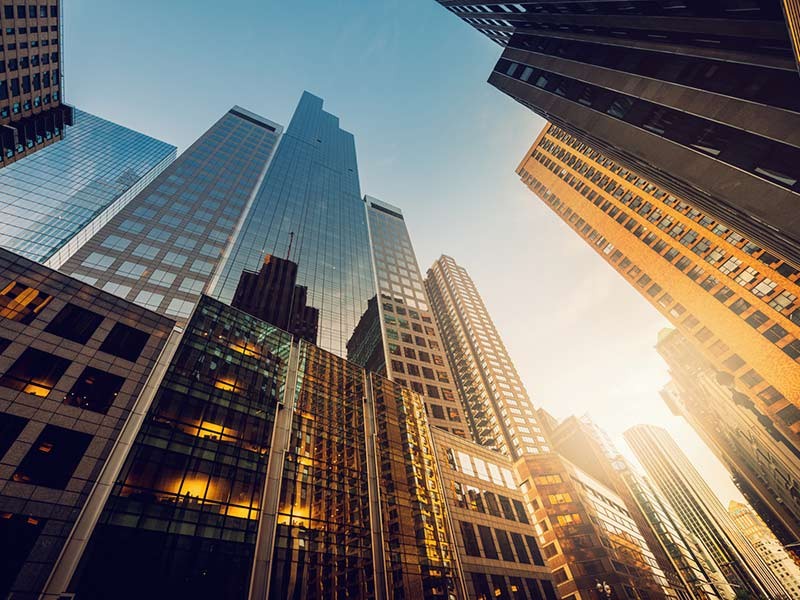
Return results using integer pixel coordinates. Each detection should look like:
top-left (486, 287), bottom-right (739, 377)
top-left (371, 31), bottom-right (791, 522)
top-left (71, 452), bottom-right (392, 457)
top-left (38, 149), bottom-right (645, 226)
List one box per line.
top-left (350, 197), bottom-right (468, 436)
top-left (211, 92), bottom-right (374, 358)
top-left (0, 108), bottom-right (176, 267)
top-left (425, 255), bottom-right (549, 457)
top-left (656, 328), bottom-right (800, 559)
top-left (59, 106), bottom-right (282, 322)
top-left (0, 0), bottom-right (73, 166)
top-left (625, 425), bottom-right (788, 599)
top-left (728, 501), bottom-right (800, 600)
top-left (517, 123), bottom-right (800, 453)
top-left (437, 1), bottom-right (800, 266)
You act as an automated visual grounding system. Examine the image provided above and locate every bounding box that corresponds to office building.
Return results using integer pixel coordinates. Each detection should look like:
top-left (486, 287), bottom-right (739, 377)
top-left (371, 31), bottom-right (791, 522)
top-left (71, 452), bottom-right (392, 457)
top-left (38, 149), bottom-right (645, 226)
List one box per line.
top-left (211, 92), bottom-right (374, 358)
top-left (622, 471), bottom-right (731, 600)
top-left (551, 416), bottom-right (700, 600)
top-left (625, 425), bottom-right (788, 599)
top-left (231, 254), bottom-right (319, 343)
top-left (657, 328), bottom-right (800, 558)
top-left (514, 451), bottom-right (676, 600)
top-left (0, 108), bottom-right (175, 267)
top-left (728, 501), bottom-right (800, 600)
top-left (0, 248), bottom-right (176, 599)
top-left (59, 106), bottom-right (282, 322)
top-left (349, 197), bottom-right (467, 436)
top-left (425, 255), bottom-right (549, 457)
top-left (30, 294), bottom-right (460, 600)
top-left (517, 123), bottom-right (800, 449)
top-left (0, 0), bottom-right (74, 166)
top-left (438, 1), bottom-right (800, 266)
top-left (435, 428), bottom-right (556, 600)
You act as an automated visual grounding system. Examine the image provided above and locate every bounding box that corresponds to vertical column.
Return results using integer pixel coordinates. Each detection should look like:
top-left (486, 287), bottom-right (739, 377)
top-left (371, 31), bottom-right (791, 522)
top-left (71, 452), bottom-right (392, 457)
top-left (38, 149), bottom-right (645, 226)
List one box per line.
top-left (248, 339), bottom-right (300, 600)
top-left (39, 326), bottom-right (184, 599)
top-left (364, 373), bottom-right (390, 600)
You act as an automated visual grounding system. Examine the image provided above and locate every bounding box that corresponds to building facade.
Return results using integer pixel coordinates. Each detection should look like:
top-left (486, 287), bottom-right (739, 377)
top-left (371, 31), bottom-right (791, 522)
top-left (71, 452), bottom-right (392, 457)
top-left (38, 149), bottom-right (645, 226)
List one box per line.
top-left (550, 416), bottom-right (698, 600)
top-left (59, 106), bottom-right (282, 322)
top-left (425, 255), bottom-right (549, 457)
top-left (438, 0), bottom-right (800, 266)
top-left (435, 428), bottom-right (556, 600)
top-left (514, 452), bottom-right (675, 600)
top-left (656, 328), bottom-right (800, 559)
top-left (349, 197), bottom-right (468, 437)
top-left (728, 500), bottom-right (800, 600)
top-left (0, 108), bottom-right (176, 267)
top-left (624, 425), bottom-right (788, 599)
top-left (0, 248), bottom-right (176, 599)
top-left (211, 92), bottom-right (374, 358)
top-left (33, 294), bottom-right (461, 600)
top-left (517, 123), bottom-right (800, 449)
top-left (0, 0), bottom-right (73, 166)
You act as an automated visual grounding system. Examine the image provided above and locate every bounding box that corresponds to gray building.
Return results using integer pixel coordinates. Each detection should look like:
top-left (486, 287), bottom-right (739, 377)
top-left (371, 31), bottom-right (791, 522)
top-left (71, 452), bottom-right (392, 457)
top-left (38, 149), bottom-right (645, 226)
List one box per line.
top-left (0, 108), bottom-right (175, 268)
top-left (437, 1), bottom-right (800, 267)
top-left (0, 248), bottom-right (176, 599)
top-left (59, 106), bottom-right (282, 322)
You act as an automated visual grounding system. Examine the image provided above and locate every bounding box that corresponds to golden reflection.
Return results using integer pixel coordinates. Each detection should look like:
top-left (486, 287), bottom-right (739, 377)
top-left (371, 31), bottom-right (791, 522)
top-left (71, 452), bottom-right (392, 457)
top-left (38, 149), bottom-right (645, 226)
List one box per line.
top-left (228, 342), bottom-right (260, 357)
top-left (214, 378), bottom-right (239, 392)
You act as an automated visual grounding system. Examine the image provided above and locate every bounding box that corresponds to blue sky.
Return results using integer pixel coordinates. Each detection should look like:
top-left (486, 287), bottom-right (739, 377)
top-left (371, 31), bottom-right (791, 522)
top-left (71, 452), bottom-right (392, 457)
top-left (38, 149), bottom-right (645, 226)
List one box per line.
top-left (65, 0), bottom-right (741, 501)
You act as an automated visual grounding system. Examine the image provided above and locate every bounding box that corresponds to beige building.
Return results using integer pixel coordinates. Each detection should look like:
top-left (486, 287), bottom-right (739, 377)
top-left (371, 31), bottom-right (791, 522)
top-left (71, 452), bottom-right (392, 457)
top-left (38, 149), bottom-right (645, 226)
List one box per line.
top-left (728, 500), bottom-right (800, 600)
top-left (425, 255), bottom-right (549, 458)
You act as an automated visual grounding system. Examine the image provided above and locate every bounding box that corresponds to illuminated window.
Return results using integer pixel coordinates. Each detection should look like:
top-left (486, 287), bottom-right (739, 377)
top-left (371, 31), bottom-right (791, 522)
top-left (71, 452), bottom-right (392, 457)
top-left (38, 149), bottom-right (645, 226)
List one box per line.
top-left (0, 348), bottom-right (70, 397)
top-left (0, 281), bottom-right (53, 324)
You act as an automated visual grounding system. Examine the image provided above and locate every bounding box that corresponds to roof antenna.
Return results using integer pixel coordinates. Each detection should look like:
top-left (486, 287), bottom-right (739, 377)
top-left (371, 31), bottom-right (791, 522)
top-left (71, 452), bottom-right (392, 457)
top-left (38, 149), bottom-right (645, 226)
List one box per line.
top-left (286, 231), bottom-right (295, 260)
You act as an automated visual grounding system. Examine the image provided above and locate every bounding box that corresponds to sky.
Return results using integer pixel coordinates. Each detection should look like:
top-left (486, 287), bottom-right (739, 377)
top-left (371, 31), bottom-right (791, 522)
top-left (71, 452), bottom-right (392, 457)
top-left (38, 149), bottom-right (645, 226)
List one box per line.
top-left (65, 0), bottom-right (741, 502)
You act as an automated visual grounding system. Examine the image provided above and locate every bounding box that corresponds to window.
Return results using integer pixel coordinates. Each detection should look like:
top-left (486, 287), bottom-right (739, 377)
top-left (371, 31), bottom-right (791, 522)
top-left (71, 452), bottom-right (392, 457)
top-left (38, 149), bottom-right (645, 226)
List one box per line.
top-left (512, 532), bottom-right (530, 563)
top-left (526, 534), bottom-right (545, 565)
top-left (460, 521), bottom-right (481, 557)
top-left (496, 528), bottom-right (516, 562)
top-left (776, 404), bottom-right (800, 426)
top-left (0, 281), bottom-right (52, 324)
top-left (100, 323), bottom-right (149, 361)
top-left (65, 367), bottom-right (125, 413)
top-left (478, 525), bottom-right (498, 559)
top-left (12, 425), bottom-right (91, 489)
top-left (0, 348), bottom-right (70, 397)
top-left (0, 412), bottom-right (27, 460)
top-left (45, 303), bottom-right (103, 344)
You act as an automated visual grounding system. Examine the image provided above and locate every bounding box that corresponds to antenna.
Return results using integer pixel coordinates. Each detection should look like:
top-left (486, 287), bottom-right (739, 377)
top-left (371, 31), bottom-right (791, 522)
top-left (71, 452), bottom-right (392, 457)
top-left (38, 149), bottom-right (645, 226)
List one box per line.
top-left (286, 231), bottom-right (295, 260)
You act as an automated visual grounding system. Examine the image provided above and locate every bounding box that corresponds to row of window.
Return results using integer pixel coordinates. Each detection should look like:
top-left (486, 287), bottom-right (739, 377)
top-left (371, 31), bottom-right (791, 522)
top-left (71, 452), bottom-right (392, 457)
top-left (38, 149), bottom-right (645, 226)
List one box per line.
top-left (525, 175), bottom-right (793, 418)
top-left (451, 479), bottom-right (530, 524)
top-left (1, 4), bottom-right (58, 20)
top-left (499, 58), bottom-right (800, 192)
top-left (459, 520), bottom-right (545, 565)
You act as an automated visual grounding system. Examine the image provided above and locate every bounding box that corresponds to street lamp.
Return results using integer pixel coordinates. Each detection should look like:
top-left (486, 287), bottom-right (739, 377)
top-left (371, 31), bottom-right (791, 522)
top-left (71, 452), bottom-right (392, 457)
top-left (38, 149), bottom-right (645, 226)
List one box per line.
top-left (595, 580), bottom-right (612, 599)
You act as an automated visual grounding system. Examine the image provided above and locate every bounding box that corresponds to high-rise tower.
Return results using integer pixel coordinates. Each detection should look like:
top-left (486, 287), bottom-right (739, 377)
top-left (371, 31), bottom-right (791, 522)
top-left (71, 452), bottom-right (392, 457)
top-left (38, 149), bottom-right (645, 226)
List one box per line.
top-left (437, 1), bottom-right (800, 266)
top-left (425, 255), bottom-right (549, 457)
top-left (517, 123), bottom-right (800, 455)
top-left (625, 425), bottom-right (788, 599)
top-left (0, 0), bottom-right (74, 166)
top-left (59, 106), bottom-right (282, 322)
top-left (0, 108), bottom-right (175, 267)
top-left (211, 92), bottom-right (374, 358)
top-left (656, 328), bottom-right (800, 560)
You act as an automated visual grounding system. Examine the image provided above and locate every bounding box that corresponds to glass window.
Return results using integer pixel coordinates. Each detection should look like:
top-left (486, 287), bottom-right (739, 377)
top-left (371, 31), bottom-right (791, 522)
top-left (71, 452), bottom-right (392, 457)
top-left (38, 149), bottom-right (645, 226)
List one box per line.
top-left (100, 323), bottom-right (149, 362)
top-left (12, 425), bottom-right (91, 489)
top-left (0, 348), bottom-right (70, 397)
top-left (0, 281), bottom-right (52, 324)
top-left (65, 367), bottom-right (125, 414)
top-left (45, 303), bottom-right (104, 344)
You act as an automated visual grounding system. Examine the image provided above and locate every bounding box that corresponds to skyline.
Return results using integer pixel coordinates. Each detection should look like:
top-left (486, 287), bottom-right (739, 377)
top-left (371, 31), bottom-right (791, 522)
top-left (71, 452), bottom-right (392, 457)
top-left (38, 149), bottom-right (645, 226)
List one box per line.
top-left (62, 0), bottom-right (742, 502)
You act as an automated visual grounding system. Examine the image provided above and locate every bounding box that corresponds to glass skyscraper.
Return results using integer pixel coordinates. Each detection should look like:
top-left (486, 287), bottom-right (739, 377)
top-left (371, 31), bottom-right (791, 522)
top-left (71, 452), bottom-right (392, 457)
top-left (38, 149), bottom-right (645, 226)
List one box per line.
top-left (0, 108), bottom-right (175, 268)
top-left (211, 92), bottom-right (374, 357)
top-left (59, 106), bottom-right (282, 321)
